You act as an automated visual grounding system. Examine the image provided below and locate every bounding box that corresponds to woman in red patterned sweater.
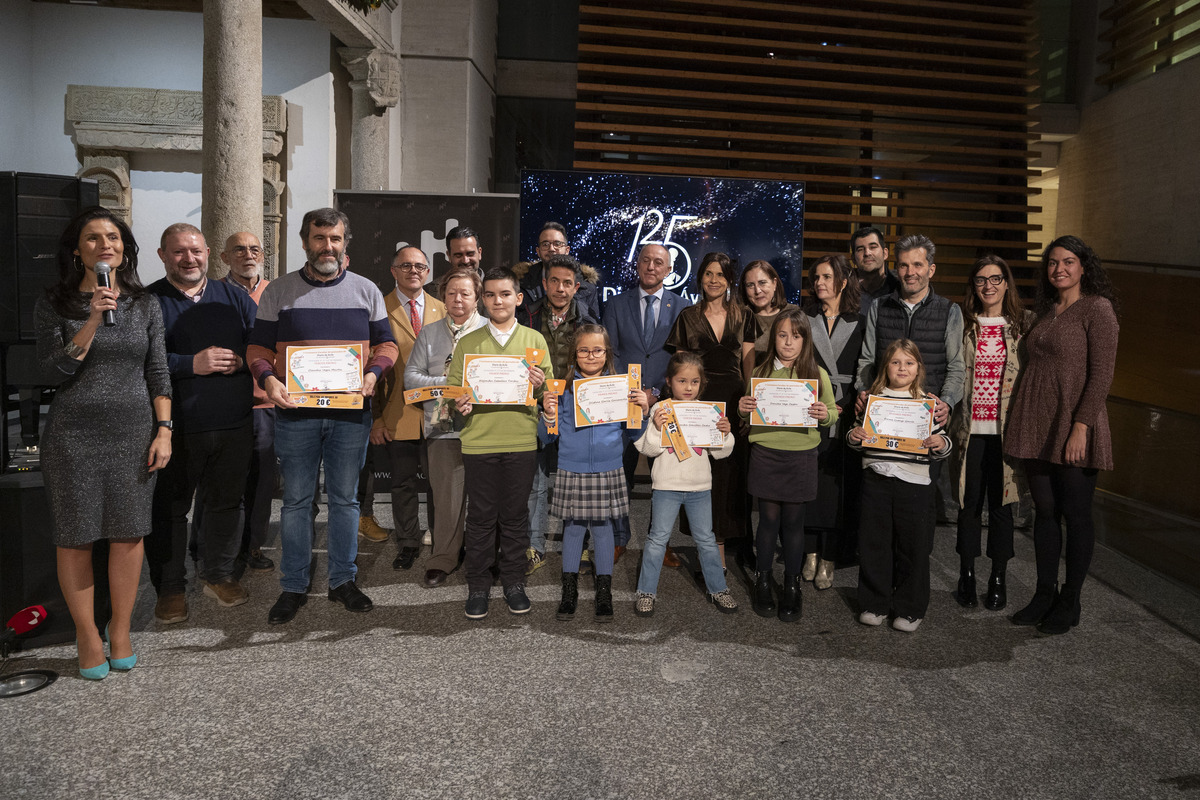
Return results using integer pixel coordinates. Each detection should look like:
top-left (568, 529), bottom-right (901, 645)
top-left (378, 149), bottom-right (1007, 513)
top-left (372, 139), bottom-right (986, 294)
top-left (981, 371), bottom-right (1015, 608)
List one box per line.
top-left (949, 256), bottom-right (1032, 612)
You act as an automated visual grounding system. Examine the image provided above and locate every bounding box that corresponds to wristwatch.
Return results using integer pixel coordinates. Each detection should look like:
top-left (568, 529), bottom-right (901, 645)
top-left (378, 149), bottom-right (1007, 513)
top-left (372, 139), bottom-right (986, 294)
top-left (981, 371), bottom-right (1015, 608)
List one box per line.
top-left (157, 420), bottom-right (174, 431)
top-left (63, 341), bottom-right (85, 359)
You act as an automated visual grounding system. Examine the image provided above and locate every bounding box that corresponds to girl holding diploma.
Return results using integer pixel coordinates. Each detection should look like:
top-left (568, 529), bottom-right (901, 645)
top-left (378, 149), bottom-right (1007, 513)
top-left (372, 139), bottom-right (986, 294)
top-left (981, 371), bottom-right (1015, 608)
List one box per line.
top-left (540, 325), bottom-right (649, 621)
top-left (847, 339), bottom-right (951, 632)
top-left (737, 309), bottom-right (836, 622)
top-left (633, 353), bottom-right (738, 617)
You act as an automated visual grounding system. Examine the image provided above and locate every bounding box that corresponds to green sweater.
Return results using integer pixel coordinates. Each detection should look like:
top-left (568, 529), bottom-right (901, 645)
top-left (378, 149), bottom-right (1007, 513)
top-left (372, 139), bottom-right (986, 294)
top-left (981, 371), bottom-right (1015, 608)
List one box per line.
top-left (447, 323), bottom-right (553, 454)
top-left (740, 365), bottom-right (837, 451)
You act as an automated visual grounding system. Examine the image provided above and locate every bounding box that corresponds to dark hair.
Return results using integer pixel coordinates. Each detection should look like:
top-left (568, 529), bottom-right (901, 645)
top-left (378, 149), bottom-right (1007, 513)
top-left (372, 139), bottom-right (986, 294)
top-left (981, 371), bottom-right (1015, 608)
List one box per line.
top-left (567, 323), bottom-right (615, 393)
top-left (895, 233), bottom-right (935, 263)
top-left (1034, 235), bottom-right (1118, 318)
top-left (540, 221), bottom-right (567, 238)
top-left (482, 266), bottom-right (520, 294)
top-left (160, 222), bottom-right (204, 250)
top-left (545, 253), bottom-right (580, 279)
top-left (47, 206), bottom-right (146, 319)
top-left (805, 253), bottom-right (861, 316)
top-left (850, 226), bottom-right (886, 252)
top-left (694, 252), bottom-right (745, 332)
top-left (962, 255), bottom-right (1026, 335)
top-left (438, 268), bottom-right (482, 303)
top-left (300, 207), bottom-right (351, 241)
top-left (754, 307), bottom-right (819, 380)
top-left (871, 339), bottom-right (926, 398)
top-left (664, 351), bottom-right (707, 399)
top-left (738, 259), bottom-right (787, 312)
top-left (446, 225), bottom-right (480, 247)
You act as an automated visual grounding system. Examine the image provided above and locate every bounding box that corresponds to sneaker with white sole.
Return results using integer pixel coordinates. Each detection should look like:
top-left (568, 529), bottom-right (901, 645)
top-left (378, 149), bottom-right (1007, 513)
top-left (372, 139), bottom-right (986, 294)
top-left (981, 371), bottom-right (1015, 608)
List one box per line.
top-left (892, 615), bottom-right (922, 632)
top-left (204, 579), bottom-right (249, 608)
top-left (858, 610), bottom-right (888, 627)
top-left (525, 547), bottom-right (547, 576)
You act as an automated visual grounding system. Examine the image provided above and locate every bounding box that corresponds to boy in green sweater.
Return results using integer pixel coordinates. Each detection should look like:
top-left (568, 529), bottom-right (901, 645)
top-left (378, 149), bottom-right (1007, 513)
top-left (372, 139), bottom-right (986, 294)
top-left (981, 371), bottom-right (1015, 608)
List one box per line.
top-left (449, 267), bottom-right (553, 619)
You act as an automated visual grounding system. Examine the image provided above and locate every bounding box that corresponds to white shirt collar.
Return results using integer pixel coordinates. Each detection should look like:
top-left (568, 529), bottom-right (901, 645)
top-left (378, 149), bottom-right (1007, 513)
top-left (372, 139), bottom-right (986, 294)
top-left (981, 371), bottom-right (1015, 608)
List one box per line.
top-left (487, 319), bottom-right (517, 346)
top-left (398, 288), bottom-right (424, 311)
top-left (637, 285), bottom-right (665, 303)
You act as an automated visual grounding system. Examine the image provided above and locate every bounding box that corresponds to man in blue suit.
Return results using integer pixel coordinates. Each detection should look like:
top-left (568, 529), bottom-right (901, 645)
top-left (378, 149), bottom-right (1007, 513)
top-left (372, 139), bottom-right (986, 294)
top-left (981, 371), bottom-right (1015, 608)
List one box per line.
top-left (603, 243), bottom-right (690, 564)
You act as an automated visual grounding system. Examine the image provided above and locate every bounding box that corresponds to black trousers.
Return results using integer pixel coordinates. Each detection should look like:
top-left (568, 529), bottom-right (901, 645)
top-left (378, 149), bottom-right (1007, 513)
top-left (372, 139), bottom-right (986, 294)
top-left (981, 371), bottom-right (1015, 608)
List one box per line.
top-left (956, 435), bottom-right (1014, 563)
top-left (462, 451), bottom-right (538, 593)
top-left (856, 468), bottom-right (936, 619)
top-left (148, 420), bottom-right (254, 593)
top-left (1024, 459), bottom-right (1098, 592)
top-left (385, 438), bottom-right (430, 548)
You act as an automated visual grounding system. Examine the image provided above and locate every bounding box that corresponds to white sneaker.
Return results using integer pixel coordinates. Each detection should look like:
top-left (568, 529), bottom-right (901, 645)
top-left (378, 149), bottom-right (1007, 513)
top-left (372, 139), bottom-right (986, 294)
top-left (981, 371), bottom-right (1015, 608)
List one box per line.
top-left (422, 530), bottom-right (432, 546)
top-left (858, 610), bottom-right (887, 627)
top-left (892, 615), bottom-right (923, 632)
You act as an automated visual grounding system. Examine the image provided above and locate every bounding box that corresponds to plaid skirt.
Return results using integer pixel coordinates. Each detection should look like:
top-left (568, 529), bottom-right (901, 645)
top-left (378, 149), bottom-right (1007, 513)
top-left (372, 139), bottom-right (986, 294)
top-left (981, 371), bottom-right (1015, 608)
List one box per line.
top-left (549, 468), bottom-right (630, 522)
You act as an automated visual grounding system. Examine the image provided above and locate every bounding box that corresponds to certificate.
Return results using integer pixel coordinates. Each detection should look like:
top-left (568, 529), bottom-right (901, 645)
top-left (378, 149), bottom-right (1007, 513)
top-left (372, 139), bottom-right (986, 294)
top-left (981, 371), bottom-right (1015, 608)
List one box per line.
top-left (573, 375), bottom-right (630, 427)
top-left (660, 402), bottom-right (725, 448)
top-left (463, 352), bottom-right (536, 405)
top-left (286, 345), bottom-right (364, 409)
top-left (861, 395), bottom-right (935, 454)
top-left (749, 378), bottom-right (818, 427)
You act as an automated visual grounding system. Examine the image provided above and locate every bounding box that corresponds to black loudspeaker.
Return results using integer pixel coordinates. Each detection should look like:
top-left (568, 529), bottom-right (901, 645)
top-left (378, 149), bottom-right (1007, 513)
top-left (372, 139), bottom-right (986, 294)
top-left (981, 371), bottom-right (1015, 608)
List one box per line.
top-left (0, 471), bottom-right (73, 648)
top-left (0, 172), bottom-right (101, 344)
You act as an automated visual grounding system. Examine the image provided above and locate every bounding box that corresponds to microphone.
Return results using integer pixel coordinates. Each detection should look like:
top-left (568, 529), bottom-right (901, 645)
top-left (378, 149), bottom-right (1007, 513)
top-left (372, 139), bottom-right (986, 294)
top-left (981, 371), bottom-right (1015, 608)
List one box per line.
top-left (95, 262), bottom-right (116, 327)
top-left (0, 605), bottom-right (47, 656)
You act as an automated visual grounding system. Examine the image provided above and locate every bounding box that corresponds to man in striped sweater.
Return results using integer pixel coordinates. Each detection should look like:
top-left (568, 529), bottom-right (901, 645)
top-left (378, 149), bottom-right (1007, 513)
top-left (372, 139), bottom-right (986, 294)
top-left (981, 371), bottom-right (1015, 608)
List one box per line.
top-left (247, 208), bottom-right (399, 625)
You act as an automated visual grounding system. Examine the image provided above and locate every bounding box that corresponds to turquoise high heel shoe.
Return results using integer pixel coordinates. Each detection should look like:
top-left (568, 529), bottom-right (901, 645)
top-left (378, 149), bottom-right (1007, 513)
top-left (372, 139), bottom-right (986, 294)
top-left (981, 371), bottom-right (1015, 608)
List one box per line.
top-left (79, 660), bottom-right (110, 681)
top-left (104, 623), bottom-right (138, 672)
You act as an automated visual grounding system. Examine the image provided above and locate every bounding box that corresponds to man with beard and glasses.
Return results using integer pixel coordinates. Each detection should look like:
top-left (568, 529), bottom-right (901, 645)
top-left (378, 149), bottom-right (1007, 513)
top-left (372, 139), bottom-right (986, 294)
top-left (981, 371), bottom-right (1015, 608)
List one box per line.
top-left (247, 208), bottom-right (399, 625)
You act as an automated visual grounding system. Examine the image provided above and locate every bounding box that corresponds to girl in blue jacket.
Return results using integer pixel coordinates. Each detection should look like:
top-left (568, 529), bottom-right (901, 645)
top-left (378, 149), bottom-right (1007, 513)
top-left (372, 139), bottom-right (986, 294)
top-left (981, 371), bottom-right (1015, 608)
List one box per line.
top-left (541, 324), bottom-right (649, 622)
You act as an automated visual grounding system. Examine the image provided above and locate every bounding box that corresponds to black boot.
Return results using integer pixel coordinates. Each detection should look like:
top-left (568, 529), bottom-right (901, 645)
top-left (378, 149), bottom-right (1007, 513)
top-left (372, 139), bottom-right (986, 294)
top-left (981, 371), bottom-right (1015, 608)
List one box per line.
top-left (984, 564), bottom-right (1007, 611)
top-left (1037, 585), bottom-right (1081, 635)
top-left (594, 574), bottom-right (614, 623)
top-left (778, 573), bottom-right (803, 623)
top-left (1012, 582), bottom-right (1056, 626)
top-left (955, 559), bottom-right (978, 608)
top-left (556, 572), bottom-right (578, 621)
top-left (752, 571), bottom-right (776, 618)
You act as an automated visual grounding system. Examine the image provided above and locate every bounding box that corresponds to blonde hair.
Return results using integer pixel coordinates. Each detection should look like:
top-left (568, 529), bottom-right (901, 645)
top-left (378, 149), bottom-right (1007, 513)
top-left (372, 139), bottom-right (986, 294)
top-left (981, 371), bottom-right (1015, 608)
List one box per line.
top-left (870, 339), bottom-right (926, 398)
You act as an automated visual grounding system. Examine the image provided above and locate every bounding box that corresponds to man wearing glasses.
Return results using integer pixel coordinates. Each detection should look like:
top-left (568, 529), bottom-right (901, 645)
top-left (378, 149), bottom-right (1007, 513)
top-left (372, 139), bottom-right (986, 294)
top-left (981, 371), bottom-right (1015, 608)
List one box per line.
top-left (516, 221), bottom-right (601, 321)
top-left (371, 246), bottom-right (447, 570)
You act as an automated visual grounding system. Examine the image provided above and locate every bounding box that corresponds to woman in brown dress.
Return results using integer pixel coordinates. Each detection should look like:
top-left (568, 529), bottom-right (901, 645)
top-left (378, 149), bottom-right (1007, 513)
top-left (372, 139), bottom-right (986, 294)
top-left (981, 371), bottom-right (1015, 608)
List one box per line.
top-left (666, 253), bottom-right (747, 569)
top-left (1004, 235), bottom-right (1118, 635)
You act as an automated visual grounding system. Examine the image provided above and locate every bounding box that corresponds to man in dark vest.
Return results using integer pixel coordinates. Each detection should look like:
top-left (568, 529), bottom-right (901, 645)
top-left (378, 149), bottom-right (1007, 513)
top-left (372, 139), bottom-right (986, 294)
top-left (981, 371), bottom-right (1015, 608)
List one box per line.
top-left (855, 233), bottom-right (964, 427)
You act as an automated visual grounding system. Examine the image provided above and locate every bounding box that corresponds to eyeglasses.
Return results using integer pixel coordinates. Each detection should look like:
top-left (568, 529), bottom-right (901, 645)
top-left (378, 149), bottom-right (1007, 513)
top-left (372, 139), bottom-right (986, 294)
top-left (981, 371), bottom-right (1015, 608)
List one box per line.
top-left (575, 347), bottom-right (607, 357)
top-left (972, 275), bottom-right (1005, 287)
top-left (394, 262), bottom-right (429, 273)
top-left (231, 246), bottom-right (262, 256)
top-left (538, 241), bottom-right (569, 251)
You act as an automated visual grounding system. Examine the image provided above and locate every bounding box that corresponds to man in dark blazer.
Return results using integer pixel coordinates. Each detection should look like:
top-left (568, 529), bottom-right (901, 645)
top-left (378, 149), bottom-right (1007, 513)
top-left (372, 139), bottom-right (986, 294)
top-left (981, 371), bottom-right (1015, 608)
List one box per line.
top-left (603, 243), bottom-right (690, 562)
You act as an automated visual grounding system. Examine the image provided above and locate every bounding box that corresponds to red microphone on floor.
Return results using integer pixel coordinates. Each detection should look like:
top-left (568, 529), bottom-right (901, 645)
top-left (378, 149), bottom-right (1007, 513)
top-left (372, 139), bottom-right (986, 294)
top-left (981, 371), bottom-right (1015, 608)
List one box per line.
top-left (0, 605), bottom-right (48, 656)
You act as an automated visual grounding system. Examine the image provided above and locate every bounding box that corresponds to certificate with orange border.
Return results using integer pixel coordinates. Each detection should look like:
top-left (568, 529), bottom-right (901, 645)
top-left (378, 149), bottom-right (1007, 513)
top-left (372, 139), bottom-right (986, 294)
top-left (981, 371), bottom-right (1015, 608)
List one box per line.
top-left (573, 375), bottom-right (630, 427)
top-left (660, 401), bottom-right (725, 448)
top-left (749, 378), bottom-right (817, 427)
top-left (286, 345), bottom-right (364, 409)
top-left (463, 351), bottom-right (537, 405)
top-left (860, 395), bottom-right (935, 454)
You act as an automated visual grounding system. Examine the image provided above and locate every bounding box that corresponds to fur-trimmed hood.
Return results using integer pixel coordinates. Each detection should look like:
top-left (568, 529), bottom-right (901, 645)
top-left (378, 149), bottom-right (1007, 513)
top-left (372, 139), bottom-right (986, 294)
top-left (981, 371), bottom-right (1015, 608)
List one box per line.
top-left (513, 259), bottom-right (600, 285)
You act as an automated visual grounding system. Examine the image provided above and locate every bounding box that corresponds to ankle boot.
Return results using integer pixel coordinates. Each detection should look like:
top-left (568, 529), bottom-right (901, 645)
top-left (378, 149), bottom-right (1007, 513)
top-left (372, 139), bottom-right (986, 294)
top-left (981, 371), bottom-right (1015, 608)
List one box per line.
top-left (556, 572), bottom-right (578, 621)
top-left (955, 560), bottom-right (978, 608)
top-left (594, 574), bottom-right (614, 622)
top-left (1037, 585), bottom-right (1081, 635)
top-left (814, 559), bottom-right (835, 591)
top-left (777, 573), bottom-right (803, 623)
top-left (984, 565), bottom-right (1007, 611)
top-left (1012, 582), bottom-right (1056, 626)
top-left (752, 571), bottom-right (776, 618)
top-left (802, 552), bottom-right (818, 582)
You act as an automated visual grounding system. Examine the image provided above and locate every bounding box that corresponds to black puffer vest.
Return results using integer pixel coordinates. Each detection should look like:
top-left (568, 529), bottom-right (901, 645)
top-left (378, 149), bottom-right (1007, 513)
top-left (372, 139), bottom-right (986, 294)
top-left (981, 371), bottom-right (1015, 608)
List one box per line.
top-left (874, 289), bottom-right (952, 397)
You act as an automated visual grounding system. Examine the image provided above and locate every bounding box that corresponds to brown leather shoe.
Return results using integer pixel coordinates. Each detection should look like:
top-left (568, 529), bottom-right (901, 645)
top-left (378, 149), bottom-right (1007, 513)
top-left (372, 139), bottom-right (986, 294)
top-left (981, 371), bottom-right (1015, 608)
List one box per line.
top-left (663, 546), bottom-right (681, 568)
top-left (154, 593), bottom-right (188, 624)
top-left (614, 545), bottom-right (626, 564)
top-left (424, 569), bottom-right (448, 588)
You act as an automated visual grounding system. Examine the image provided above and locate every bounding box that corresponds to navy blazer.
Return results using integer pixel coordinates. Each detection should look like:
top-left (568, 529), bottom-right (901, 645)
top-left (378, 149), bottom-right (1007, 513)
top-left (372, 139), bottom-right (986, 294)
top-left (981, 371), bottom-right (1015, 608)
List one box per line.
top-left (602, 287), bottom-right (690, 396)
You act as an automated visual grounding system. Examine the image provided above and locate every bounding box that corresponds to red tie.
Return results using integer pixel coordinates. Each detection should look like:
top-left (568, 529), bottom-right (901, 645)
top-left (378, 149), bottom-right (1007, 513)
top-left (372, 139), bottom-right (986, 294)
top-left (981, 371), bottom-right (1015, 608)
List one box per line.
top-left (409, 299), bottom-right (422, 336)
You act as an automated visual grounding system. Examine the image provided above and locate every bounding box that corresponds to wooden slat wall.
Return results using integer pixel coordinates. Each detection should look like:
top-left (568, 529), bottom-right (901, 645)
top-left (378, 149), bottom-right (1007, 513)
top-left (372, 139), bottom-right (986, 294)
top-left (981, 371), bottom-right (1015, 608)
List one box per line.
top-left (574, 0), bottom-right (1039, 297)
top-left (1098, 0), bottom-right (1200, 88)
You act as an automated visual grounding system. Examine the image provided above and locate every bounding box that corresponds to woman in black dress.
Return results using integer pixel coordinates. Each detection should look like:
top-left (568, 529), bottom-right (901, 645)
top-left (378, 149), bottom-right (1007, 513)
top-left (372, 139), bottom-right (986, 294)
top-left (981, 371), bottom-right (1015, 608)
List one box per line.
top-left (802, 254), bottom-right (864, 589)
top-left (35, 207), bottom-right (172, 680)
top-left (666, 253), bottom-right (747, 569)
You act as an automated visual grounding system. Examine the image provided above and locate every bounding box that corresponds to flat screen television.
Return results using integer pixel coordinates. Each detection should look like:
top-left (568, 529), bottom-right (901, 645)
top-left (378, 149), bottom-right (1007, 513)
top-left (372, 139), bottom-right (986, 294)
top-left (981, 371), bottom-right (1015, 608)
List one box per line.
top-left (519, 169), bottom-right (806, 305)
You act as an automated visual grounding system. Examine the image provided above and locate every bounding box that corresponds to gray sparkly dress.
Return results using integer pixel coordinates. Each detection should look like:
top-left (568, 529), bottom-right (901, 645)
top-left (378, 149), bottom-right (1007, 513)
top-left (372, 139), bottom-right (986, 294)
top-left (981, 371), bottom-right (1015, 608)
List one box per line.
top-left (35, 294), bottom-right (172, 546)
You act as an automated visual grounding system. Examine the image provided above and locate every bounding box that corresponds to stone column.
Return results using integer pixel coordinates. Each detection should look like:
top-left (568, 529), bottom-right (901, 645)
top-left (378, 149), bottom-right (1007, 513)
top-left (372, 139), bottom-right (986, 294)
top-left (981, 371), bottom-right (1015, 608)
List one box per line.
top-left (203, 0), bottom-right (264, 277)
top-left (338, 47), bottom-right (400, 191)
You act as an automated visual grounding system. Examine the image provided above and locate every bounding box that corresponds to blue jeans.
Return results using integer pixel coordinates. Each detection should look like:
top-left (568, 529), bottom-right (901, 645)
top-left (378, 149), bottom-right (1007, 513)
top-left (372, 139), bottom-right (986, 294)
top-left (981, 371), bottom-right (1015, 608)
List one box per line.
top-left (527, 440), bottom-right (558, 553)
top-left (274, 412), bottom-right (370, 593)
top-left (637, 489), bottom-right (726, 595)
